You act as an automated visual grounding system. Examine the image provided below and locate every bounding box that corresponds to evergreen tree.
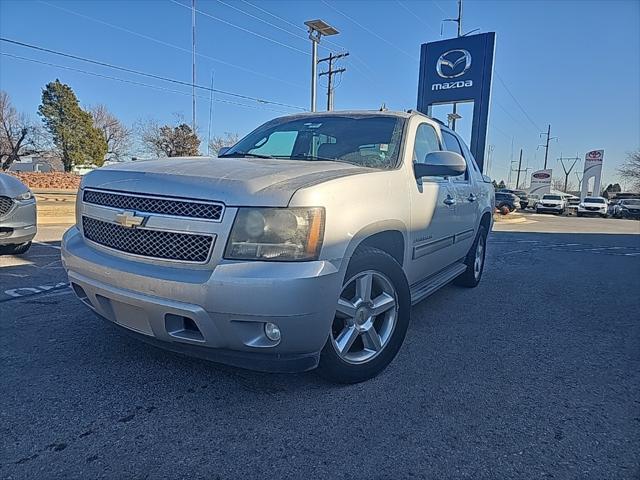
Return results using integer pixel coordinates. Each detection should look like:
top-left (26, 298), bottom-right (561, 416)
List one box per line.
top-left (38, 79), bottom-right (107, 171)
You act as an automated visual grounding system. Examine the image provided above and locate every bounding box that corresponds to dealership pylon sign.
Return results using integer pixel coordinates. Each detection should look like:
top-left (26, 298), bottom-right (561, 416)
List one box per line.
top-left (417, 33), bottom-right (496, 172)
top-left (529, 169), bottom-right (553, 195)
top-left (580, 150), bottom-right (604, 199)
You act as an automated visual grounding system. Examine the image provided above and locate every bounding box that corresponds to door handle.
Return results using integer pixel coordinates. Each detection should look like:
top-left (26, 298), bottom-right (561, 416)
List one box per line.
top-left (468, 193), bottom-right (477, 202)
top-left (443, 195), bottom-right (456, 206)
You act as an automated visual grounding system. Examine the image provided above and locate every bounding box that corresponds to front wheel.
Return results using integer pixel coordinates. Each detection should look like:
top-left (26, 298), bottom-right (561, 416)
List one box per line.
top-left (454, 225), bottom-right (488, 288)
top-left (316, 247), bottom-right (410, 384)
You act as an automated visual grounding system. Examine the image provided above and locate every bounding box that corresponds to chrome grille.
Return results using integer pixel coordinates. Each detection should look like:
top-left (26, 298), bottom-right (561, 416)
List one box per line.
top-left (0, 196), bottom-right (14, 216)
top-left (82, 216), bottom-right (213, 262)
top-left (83, 189), bottom-right (223, 221)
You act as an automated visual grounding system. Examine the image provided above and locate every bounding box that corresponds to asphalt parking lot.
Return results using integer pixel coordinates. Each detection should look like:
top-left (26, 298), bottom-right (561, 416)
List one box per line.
top-left (1, 218), bottom-right (639, 479)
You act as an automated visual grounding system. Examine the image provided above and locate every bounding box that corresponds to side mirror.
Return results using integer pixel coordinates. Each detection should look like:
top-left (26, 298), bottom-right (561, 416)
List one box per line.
top-left (218, 146), bottom-right (231, 156)
top-left (482, 174), bottom-right (492, 183)
top-left (414, 151), bottom-right (466, 178)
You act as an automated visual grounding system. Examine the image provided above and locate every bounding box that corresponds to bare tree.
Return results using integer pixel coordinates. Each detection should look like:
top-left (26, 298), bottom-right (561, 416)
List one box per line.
top-left (618, 150), bottom-right (640, 191)
top-left (139, 119), bottom-right (201, 157)
top-left (208, 132), bottom-right (239, 156)
top-left (0, 91), bottom-right (41, 170)
top-left (90, 104), bottom-right (131, 161)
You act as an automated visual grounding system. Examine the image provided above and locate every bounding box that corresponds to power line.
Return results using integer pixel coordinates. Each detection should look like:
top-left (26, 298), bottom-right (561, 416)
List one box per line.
top-left (169, 0), bottom-right (309, 55)
top-left (239, 0), bottom-right (348, 52)
top-left (0, 38), bottom-right (305, 110)
top-left (320, 0), bottom-right (418, 61)
top-left (496, 72), bottom-right (543, 132)
top-left (395, 0), bottom-right (439, 35)
top-left (38, 0), bottom-right (304, 89)
top-left (214, 0), bottom-right (310, 45)
top-left (0, 52), bottom-right (294, 114)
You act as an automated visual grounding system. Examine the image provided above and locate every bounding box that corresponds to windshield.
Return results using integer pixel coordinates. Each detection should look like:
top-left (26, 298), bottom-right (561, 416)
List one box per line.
top-left (543, 195), bottom-right (562, 200)
top-left (221, 114), bottom-right (405, 169)
top-left (584, 197), bottom-right (605, 203)
top-left (621, 199), bottom-right (640, 205)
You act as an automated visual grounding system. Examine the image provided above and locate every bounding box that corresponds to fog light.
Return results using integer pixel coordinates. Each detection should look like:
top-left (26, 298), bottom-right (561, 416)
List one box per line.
top-left (264, 322), bottom-right (281, 342)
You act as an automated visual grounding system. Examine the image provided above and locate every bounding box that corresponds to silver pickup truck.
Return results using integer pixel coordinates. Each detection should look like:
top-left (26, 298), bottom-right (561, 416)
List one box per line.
top-left (62, 110), bottom-right (494, 383)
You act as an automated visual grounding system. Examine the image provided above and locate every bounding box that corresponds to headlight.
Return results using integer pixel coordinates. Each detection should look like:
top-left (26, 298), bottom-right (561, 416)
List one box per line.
top-left (15, 191), bottom-right (33, 201)
top-left (224, 207), bottom-right (325, 261)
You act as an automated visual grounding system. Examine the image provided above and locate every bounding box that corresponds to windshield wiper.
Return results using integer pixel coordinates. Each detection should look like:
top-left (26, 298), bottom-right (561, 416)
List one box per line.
top-left (273, 153), bottom-right (339, 162)
top-left (220, 152), bottom-right (273, 159)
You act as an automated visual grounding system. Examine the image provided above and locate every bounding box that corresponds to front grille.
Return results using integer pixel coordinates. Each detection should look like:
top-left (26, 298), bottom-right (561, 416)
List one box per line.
top-left (82, 216), bottom-right (213, 262)
top-left (585, 206), bottom-right (599, 211)
top-left (542, 203), bottom-right (557, 207)
top-left (83, 189), bottom-right (223, 221)
top-left (0, 196), bottom-right (14, 216)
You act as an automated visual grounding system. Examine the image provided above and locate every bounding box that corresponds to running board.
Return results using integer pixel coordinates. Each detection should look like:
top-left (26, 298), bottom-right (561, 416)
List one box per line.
top-left (410, 262), bottom-right (467, 305)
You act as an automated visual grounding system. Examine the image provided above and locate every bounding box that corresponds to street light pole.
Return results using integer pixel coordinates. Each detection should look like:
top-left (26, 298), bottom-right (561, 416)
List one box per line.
top-left (310, 32), bottom-right (319, 112)
top-left (305, 19), bottom-right (339, 113)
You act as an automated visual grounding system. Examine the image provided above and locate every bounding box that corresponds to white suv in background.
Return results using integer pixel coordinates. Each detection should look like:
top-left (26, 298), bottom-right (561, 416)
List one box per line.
top-left (536, 194), bottom-right (566, 215)
top-left (577, 196), bottom-right (608, 218)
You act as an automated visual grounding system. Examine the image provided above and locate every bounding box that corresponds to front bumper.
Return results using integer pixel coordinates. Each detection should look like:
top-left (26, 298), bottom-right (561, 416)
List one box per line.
top-left (0, 199), bottom-right (37, 245)
top-left (61, 226), bottom-right (342, 373)
top-left (577, 207), bottom-right (607, 215)
top-left (536, 204), bottom-right (563, 212)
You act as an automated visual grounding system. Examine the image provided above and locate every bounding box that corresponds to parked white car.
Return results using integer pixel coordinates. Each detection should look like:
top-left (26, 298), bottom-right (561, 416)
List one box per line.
top-left (577, 196), bottom-right (608, 218)
top-left (536, 194), bottom-right (566, 215)
top-left (62, 110), bottom-right (494, 383)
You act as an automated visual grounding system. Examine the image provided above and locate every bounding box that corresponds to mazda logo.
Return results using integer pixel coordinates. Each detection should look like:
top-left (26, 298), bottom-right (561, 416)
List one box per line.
top-left (436, 49), bottom-right (472, 78)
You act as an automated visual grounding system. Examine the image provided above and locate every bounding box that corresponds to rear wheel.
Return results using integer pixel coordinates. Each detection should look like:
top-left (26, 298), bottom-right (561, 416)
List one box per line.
top-left (0, 241), bottom-right (32, 255)
top-left (454, 225), bottom-right (487, 288)
top-left (316, 247), bottom-right (410, 384)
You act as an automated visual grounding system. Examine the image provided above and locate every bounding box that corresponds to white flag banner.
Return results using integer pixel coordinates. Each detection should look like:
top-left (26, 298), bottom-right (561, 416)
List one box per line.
top-left (529, 169), bottom-right (552, 195)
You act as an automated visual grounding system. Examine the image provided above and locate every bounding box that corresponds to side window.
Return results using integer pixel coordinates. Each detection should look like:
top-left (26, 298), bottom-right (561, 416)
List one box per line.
top-left (441, 130), bottom-right (467, 181)
top-left (413, 123), bottom-right (440, 164)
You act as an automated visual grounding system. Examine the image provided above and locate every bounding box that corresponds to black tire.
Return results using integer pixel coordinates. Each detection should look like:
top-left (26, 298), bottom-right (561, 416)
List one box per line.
top-left (454, 225), bottom-right (488, 288)
top-left (0, 241), bottom-right (32, 255)
top-left (316, 247), bottom-right (410, 384)
top-left (577, 212), bottom-right (582, 217)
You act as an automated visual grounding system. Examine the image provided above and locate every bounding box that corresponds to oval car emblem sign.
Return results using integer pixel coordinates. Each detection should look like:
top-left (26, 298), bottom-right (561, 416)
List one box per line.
top-left (533, 172), bottom-right (551, 179)
top-left (586, 150), bottom-right (602, 160)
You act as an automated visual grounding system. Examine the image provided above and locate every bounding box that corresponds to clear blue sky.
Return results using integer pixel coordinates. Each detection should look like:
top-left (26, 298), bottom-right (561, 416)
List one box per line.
top-left (1, 0), bottom-right (638, 189)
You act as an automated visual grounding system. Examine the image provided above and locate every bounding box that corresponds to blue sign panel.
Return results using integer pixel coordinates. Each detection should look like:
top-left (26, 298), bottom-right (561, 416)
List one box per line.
top-left (417, 33), bottom-right (495, 171)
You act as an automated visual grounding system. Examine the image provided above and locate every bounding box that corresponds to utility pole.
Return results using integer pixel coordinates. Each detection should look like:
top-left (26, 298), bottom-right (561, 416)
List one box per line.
top-left (575, 171), bottom-right (583, 191)
top-left (538, 124), bottom-right (557, 169)
top-left (442, 0), bottom-right (463, 130)
top-left (557, 153), bottom-right (580, 193)
top-left (318, 52), bottom-right (348, 111)
top-left (516, 148), bottom-right (523, 189)
top-left (206, 70), bottom-right (214, 155)
top-left (191, 0), bottom-right (196, 131)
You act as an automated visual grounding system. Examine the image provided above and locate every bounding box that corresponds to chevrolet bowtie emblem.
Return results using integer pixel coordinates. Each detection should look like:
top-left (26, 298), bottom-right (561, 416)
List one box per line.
top-left (115, 210), bottom-right (145, 228)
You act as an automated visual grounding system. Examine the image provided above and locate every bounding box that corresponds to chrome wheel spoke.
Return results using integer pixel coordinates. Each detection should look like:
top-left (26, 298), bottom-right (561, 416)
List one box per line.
top-left (355, 273), bottom-right (373, 303)
top-left (335, 326), bottom-right (359, 354)
top-left (371, 292), bottom-right (395, 316)
top-left (336, 298), bottom-right (357, 318)
top-left (332, 270), bottom-right (399, 364)
top-left (362, 326), bottom-right (382, 352)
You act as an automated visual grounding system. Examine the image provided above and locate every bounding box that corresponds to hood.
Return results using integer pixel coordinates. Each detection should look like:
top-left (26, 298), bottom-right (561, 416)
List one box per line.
top-left (81, 157), bottom-right (372, 207)
top-left (0, 173), bottom-right (30, 198)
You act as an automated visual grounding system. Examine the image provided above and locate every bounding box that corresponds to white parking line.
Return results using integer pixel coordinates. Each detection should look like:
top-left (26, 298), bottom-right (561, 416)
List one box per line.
top-left (33, 242), bottom-right (61, 251)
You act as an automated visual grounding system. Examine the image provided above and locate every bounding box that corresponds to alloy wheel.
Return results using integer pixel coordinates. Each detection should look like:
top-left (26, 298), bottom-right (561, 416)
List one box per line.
top-left (331, 270), bottom-right (398, 364)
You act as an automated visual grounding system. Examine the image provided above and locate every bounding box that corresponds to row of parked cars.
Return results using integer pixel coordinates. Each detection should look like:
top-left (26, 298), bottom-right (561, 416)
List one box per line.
top-left (495, 188), bottom-right (640, 219)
